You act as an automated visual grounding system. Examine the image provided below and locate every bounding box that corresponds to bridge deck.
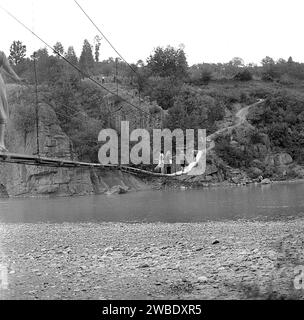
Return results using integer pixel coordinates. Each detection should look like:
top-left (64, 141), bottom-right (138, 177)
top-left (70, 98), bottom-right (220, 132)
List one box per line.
top-left (0, 152), bottom-right (116, 169)
top-left (0, 152), bottom-right (170, 177)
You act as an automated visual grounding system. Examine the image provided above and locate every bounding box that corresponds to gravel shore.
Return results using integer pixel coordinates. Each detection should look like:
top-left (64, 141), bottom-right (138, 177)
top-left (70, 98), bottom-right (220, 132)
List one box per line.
top-left (1, 218), bottom-right (304, 300)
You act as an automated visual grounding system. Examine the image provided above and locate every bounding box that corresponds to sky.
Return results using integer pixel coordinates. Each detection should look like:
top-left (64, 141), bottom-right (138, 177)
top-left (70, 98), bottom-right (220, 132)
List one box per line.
top-left (0, 0), bottom-right (304, 66)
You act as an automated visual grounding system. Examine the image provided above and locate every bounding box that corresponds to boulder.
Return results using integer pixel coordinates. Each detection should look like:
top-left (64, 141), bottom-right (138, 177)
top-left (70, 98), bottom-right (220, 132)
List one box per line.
top-left (204, 175), bottom-right (213, 182)
top-left (231, 176), bottom-right (242, 184)
top-left (249, 167), bottom-right (263, 178)
top-left (274, 153), bottom-right (293, 166)
top-left (253, 143), bottom-right (268, 156)
top-left (37, 185), bottom-right (59, 195)
top-left (251, 159), bottom-right (263, 167)
top-left (261, 178), bottom-right (271, 184)
top-left (291, 165), bottom-right (304, 178)
top-left (264, 155), bottom-right (275, 166)
top-left (205, 164), bottom-right (218, 175)
top-left (264, 153), bottom-right (293, 166)
top-left (106, 185), bottom-right (128, 195)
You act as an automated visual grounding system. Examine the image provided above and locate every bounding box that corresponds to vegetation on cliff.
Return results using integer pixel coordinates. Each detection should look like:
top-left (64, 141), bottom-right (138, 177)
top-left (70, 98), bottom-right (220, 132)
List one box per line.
top-left (4, 39), bottom-right (304, 181)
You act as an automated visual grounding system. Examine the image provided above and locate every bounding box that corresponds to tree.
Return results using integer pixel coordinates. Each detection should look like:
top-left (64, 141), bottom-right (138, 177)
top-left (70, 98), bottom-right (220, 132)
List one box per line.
top-left (247, 62), bottom-right (257, 68)
top-left (277, 58), bottom-right (286, 64)
top-left (188, 64), bottom-right (212, 85)
top-left (229, 57), bottom-right (244, 67)
top-left (53, 42), bottom-right (64, 56)
top-left (136, 59), bottom-right (144, 67)
top-left (146, 45), bottom-right (188, 79)
top-left (100, 63), bottom-right (113, 76)
top-left (94, 35), bottom-right (102, 62)
top-left (261, 56), bottom-right (275, 66)
top-left (79, 39), bottom-right (95, 76)
top-left (28, 48), bottom-right (67, 84)
top-left (165, 86), bottom-right (224, 134)
top-left (8, 40), bottom-right (26, 65)
top-left (33, 48), bottom-right (50, 83)
top-left (261, 56), bottom-right (277, 80)
top-left (234, 69), bottom-right (253, 81)
top-left (143, 76), bottom-right (182, 110)
top-left (65, 46), bottom-right (78, 65)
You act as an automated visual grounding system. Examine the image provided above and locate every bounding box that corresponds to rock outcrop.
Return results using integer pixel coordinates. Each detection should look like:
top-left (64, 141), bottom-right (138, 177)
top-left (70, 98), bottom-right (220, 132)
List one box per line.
top-left (0, 92), bottom-right (149, 197)
top-left (261, 178), bottom-right (271, 184)
top-left (0, 183), bottom-right (9, 198)
top-left (264, 153), bottom-right (293, 166)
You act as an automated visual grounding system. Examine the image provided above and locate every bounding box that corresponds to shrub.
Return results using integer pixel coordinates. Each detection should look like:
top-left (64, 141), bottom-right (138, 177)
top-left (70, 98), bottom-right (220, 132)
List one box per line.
top-left (249, 129), bottom-right (264, 144)
top-left (13, 103), bottom-right (36, 135)
top-left (234, 69), bottom-right (253, 81)
top-left (261, 72), bottom-right (274, 82)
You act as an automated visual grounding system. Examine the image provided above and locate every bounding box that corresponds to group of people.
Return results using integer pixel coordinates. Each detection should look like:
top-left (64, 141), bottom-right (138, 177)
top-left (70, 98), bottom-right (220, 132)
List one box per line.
top-left (154, 149), bottom-right (202, 175)
top-left (155, 151), bottom-right (173, 174)
top-left (154, 150), bottom-right (190, 174)
top-left (0, 50), bottom-right (24, 152)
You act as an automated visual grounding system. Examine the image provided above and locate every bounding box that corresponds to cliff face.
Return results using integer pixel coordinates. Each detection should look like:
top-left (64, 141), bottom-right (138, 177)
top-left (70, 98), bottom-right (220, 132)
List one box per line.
top-left (0, 87), bottom-right (149, 197)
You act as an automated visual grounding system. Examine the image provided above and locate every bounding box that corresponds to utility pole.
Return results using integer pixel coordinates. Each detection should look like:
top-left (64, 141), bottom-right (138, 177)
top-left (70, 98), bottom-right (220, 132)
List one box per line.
top-left (33, 51), bottom-right (40, 156)
top-left (115, 57), bottom-right (118, 96)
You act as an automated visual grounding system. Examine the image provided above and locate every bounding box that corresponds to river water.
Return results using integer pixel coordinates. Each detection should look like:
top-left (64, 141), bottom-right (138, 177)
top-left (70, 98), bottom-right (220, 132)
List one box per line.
top-left (0, 182), bottom-right (304, 223)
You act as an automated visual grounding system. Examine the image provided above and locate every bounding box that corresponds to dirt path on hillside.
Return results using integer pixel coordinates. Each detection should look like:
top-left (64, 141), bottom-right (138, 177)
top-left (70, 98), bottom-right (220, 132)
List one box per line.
top-left (206, 99), bottom-right (264, 151)
top-left (165, 99), bottom-right (264, 176)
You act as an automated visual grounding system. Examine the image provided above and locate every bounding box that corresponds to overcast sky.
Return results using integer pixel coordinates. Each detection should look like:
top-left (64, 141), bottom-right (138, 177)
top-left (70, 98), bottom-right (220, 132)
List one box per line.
top-left (0, 0), bottom-right (303, 66)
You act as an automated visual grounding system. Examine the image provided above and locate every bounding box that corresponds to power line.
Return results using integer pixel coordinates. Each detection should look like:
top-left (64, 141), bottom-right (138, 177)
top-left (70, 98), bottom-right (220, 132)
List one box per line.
top-left (36, 104), bottom-right (102, 145)
top-left (22, 82), bottom-right (124, 136)
top-left (0, 4), bottom-right (149, 116)
top-left (15, 84), bottom-right (101, 145)
top-left (73, 0), bottom-right (143, 107)
top-left (40, 89), bottom-right (124, 118)
top-left (73, 0), bottom-right (139, 78)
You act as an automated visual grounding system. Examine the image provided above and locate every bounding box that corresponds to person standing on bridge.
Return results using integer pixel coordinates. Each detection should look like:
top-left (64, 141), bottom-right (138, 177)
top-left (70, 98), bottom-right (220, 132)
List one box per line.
top-left (0, 51), bottom-right (24, 152)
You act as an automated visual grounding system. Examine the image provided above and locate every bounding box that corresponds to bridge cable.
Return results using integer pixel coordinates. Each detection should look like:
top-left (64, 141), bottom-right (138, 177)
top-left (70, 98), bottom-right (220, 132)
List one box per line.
top-left (19, 82), bottom-right (110, 145)
top-left (0, 4), bottom-right (150, 116)
top-left (73, 0), bottom-right (143, 106)
top-left (73, 0), bottom-right (139, 78)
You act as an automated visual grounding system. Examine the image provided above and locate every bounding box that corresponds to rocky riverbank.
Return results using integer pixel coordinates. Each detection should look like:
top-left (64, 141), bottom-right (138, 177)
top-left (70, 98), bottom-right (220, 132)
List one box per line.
top-left (149, 172), bottom-right (304, 191)
top-left (1, 217), bottom-right (304, 300)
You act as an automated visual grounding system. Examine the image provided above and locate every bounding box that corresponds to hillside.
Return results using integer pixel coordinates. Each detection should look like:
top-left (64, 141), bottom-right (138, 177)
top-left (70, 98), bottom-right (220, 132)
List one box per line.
top-left (158, 79), bottom-right (304, 187)
top-left (2, 43), bottom-right (304, 195)
top-left (2, 77), bottom-right (304, 196)
top-left (0, 83), bottom-right (151, 197)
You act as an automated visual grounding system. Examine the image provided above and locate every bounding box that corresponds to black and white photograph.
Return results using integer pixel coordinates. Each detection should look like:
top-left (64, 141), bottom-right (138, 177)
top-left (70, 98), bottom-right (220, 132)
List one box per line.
top-left (0, 0), bottom-right (304, 313)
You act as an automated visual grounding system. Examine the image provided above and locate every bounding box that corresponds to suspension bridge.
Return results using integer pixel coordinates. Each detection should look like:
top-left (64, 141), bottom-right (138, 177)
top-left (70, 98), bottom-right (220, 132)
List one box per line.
top-left (0, 98), bottom-right (263, 177)
top-left (0, 151), bottom-right (176, 177)
top-left (0, 1), bottom-right (207, 178)
top-left (0, 2), bottom-right (262, 178)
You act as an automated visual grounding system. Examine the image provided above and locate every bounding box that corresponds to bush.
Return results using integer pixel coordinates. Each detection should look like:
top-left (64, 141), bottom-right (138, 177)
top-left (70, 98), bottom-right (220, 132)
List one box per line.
top-left (261, 72), bottom-right (274, 82)
top-left (249, 129), bottom-right (264, 144)
top-left (149, 104), bottom-right (162, 114)
top-left (234, 69), bottom-right (253, 81)
top-left (13, 103), bottom-right (36, 135)
top-left (215, 136), bottom-right (254, 168)
top-left (189, 69), bottom-right (212, 85)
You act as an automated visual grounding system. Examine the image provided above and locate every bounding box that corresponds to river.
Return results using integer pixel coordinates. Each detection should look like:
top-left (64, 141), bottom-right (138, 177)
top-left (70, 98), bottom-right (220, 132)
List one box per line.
top-left (1, 182), bottom-right (304, 223)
